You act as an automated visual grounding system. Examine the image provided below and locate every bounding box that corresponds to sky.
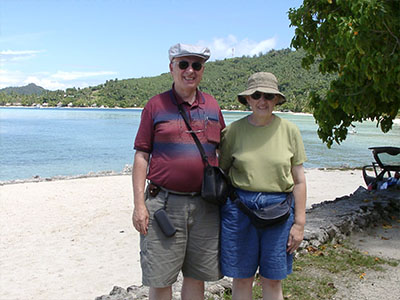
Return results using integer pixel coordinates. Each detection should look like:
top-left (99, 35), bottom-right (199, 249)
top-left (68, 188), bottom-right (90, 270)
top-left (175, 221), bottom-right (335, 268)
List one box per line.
top-left (0, 0), bottom-right (304, 90)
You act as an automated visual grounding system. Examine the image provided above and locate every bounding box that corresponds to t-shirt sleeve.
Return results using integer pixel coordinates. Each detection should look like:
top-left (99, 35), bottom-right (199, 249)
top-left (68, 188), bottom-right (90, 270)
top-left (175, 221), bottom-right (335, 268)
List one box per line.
top-left (218, 126), bottom-right (233, 171)
top-left (291, 125), bottom-right (307, 166)
top-left (134, 104), bottom-right (154, 153)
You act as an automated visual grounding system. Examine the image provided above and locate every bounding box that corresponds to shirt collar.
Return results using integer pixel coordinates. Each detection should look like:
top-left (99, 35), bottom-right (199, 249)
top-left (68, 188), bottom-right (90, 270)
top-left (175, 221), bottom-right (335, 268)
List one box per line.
top-left (171, 84), bottom-right (204, 108)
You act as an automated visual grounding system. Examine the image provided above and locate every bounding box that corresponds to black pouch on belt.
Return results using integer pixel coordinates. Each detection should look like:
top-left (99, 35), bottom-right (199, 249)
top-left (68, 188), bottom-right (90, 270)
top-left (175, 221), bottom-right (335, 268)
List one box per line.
top-left (233, 193), bottom-right (293, 228)
top-left (148, 183), bottom-right (161, 197)
top-left (154, 208), bottom-right (176, 237)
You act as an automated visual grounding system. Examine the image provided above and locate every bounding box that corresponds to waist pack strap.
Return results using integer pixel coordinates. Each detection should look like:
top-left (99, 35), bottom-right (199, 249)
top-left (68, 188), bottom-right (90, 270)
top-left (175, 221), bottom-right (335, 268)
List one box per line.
top-left (229, 189), bottom-right (293, 205)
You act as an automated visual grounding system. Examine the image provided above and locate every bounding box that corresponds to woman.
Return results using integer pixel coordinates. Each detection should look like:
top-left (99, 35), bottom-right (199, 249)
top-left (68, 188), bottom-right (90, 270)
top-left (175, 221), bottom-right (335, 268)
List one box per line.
top-left (219, 72), bottom-right (307, 300)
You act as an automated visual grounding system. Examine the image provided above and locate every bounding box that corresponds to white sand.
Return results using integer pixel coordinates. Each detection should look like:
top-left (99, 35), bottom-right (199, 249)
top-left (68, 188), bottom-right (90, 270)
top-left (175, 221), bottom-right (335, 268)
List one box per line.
top-left (0, 169), bottom-right (365, 300)
top-left (304, 168), bottom-right (364, 207)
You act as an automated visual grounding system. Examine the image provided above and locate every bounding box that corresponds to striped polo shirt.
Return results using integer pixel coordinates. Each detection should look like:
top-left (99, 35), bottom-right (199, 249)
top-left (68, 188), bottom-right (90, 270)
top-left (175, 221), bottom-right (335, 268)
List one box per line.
top-left (134, 86), bottom-right (225, 192)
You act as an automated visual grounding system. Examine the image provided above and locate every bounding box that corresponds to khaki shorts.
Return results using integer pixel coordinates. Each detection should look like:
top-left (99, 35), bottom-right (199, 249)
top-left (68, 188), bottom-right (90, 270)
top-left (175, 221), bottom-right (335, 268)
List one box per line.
top-left (140, 190), bottom-right (222, 287)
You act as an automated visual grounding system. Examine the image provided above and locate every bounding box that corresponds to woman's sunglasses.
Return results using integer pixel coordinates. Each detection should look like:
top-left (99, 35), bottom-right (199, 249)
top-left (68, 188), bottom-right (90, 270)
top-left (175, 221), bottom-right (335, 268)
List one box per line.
top-left (176, 60), bottom-right (203, 71)
top-left (250, 92), bottom-right (276, 101)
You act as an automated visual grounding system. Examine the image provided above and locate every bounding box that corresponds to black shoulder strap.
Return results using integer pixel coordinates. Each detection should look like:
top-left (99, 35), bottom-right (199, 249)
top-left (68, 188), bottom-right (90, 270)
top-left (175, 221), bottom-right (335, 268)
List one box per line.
top-left (169, 89), bottom-right (209, 165)
top-left (177, 102), bottom-right (209, 165)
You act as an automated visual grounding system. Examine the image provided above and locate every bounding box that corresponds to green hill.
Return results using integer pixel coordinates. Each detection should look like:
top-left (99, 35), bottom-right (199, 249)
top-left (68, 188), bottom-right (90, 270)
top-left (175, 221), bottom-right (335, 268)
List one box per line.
top-left (0, 49), bottom-right (335, 112)
top-left (0, 83), bottom-right (47, 95)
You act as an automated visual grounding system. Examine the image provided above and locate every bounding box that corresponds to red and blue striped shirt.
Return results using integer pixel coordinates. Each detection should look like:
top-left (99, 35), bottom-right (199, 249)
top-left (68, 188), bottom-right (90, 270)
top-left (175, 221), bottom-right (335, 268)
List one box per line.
top-left (134, 86), bottom-right (225, 192)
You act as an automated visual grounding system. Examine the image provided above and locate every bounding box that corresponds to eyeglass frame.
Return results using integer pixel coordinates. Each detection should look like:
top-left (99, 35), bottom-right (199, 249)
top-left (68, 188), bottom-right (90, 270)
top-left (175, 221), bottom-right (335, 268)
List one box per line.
top-left (249, 92), bottom-right (276, 101)
top-left (173, 60), bottom-right (204, 71)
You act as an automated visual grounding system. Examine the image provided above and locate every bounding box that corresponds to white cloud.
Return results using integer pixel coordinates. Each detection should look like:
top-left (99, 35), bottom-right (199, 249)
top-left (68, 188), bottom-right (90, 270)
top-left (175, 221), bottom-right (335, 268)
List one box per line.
top-left (0, 69), bottom-right (66, 90)
top-left (0, 69), bottom-right (26, 88)
top-left (23, 76), bottom-right (67, 90)
top-left (199, 35), bottom-right (277, 60)
top-left (0, 50), bottom-right (39, 55)
top-left (0, 49), bottom-right (43, 62)
top-left (0, 48), bottom-right (117, 90)
top-left (51, 71), bottom-right (117, 81)
top-left (0, 69), bottom-right (117, 90)
top-left (248, 39), bottom-right (277, 56)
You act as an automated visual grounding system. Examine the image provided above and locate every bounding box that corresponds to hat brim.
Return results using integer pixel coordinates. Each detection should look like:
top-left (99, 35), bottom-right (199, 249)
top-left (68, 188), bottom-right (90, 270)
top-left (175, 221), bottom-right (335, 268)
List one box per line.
top-left (170, 54), bottom-right (209, 62)
top-left (238, 88), bottom-right (286, 105)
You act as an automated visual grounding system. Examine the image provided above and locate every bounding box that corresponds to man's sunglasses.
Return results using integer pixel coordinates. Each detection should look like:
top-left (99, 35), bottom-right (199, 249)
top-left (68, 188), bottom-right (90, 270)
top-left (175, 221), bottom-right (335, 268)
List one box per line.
top-left (250, 92), bottom-right (276, 101)
top-left (176, 60), bottom-right (203, 71)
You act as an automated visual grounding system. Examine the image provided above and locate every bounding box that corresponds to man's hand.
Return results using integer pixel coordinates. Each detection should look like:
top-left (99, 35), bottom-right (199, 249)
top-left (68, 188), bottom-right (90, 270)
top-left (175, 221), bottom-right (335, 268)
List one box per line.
top-left (132, 204), bottom-right (149, 235)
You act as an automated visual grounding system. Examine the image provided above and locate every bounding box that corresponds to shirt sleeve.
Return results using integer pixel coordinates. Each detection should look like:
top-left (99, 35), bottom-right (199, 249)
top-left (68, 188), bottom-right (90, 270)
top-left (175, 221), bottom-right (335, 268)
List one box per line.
top-left (134, 104), bottom-right (154, 153)
top-left (218, 109), bottom-right (226, 130)
top-left (290, 125), bottom-right (307, 166)
top-left (218, 126), bottom-right (233, 171)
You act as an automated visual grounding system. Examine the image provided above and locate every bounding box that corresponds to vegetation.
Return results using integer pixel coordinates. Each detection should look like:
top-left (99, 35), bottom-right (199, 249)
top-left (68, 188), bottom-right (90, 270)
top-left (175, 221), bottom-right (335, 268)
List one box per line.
top-left (289, 0), bottom-right (400, 147)
top-left (0, 83), bottom-right (46, 95)
top-left (0, 49), bottom-right (335, 113)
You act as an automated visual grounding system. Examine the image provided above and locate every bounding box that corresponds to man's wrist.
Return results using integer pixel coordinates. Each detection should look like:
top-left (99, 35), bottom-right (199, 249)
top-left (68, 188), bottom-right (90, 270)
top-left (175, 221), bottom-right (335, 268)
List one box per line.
top-left (134, 201), bottom-right (146, 210)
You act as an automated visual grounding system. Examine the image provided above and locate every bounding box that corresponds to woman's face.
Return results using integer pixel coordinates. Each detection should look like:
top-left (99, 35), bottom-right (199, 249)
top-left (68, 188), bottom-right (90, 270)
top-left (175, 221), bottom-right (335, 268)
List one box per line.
top-left (246, 92), bottom-right (280, 117)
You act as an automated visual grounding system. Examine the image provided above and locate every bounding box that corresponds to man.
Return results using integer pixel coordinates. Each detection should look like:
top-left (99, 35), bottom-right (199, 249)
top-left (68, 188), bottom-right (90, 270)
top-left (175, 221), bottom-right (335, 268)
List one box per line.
top-left (132, 43), bottom-right (225, 300)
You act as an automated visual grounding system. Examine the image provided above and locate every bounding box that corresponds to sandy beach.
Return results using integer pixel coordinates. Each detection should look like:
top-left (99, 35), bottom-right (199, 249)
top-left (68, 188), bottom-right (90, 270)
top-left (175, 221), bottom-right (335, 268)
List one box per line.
top-left (0, 169), bottom-right (365, 300)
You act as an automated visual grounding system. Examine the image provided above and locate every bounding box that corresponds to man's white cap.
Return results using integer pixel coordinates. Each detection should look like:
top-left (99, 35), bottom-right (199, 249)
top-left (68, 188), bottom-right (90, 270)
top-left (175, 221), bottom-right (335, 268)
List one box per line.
top-left (168, 43), bottom-right (211, 62)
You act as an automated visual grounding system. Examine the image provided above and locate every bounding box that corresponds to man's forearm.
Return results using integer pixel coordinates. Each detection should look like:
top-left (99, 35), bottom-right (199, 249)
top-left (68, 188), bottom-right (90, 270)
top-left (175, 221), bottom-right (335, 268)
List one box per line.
top-left (132, 151), bottom-right (149, 207)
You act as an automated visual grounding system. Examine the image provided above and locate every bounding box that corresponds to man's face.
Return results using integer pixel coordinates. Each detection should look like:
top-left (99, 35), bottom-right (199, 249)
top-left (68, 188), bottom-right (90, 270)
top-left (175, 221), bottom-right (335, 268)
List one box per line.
top-left (169, 56), bottom-right (205, 92)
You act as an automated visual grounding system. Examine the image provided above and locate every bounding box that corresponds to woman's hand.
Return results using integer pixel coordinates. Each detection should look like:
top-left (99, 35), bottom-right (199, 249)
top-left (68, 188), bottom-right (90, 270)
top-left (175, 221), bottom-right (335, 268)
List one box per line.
top-left (287, 223), bottom-right (304, 254)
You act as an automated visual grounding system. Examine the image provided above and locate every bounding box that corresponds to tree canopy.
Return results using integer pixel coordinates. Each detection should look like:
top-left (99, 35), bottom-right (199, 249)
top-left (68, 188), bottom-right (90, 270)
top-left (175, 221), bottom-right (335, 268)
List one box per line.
top-left (289, 0), bottom-right (400, 147)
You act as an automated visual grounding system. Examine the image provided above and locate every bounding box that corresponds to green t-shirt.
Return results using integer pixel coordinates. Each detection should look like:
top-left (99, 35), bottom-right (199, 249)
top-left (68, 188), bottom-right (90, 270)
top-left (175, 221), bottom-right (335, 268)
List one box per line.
top-left (219, 115), bottom-right (307, 193)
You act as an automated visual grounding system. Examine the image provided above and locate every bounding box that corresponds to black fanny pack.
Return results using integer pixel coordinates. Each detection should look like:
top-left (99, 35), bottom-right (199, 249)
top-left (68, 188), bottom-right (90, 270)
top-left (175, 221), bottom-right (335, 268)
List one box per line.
top-left (233, 192), bottom-right (293, 228)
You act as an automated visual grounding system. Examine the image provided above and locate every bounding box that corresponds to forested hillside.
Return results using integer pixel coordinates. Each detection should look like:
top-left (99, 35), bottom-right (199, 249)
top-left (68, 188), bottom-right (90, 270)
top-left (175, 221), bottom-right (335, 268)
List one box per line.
top-left (0, 83), bottom-right (46, 95)
top-left (0, 49), bottom-right (335, 112)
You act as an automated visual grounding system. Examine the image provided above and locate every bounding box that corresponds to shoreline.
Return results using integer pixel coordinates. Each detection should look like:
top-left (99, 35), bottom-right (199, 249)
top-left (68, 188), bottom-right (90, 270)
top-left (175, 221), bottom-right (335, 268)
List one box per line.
top-left (0, 169), bottom-right (132, 186)
top-left (0, 165), bottom-right (364, 186)
top-left (0, 167), bottom-right (367, 210)
top-left (0, 168), bottom-right (367, 208)
top-left (3, 105), bottom-right (398, 123)
top-left (1, 105), bottom-right (307, 114)
top-left (0, 105), bottom-right (143, 110)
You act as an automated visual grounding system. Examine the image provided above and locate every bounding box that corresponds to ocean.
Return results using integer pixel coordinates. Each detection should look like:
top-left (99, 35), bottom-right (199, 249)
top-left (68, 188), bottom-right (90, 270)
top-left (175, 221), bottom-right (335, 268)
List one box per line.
top-left (0, 107), bottom-right (399, 181)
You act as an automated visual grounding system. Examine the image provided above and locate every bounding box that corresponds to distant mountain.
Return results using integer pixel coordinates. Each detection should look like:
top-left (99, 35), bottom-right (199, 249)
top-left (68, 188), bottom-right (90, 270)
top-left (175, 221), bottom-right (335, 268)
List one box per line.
top-left (0, 83), bottom-right (47, 95)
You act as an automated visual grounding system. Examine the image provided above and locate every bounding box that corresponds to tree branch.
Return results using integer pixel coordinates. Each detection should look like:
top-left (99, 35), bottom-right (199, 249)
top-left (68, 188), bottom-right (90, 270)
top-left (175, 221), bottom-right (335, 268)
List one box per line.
top-left (383, 21), bottom-right (400, 48)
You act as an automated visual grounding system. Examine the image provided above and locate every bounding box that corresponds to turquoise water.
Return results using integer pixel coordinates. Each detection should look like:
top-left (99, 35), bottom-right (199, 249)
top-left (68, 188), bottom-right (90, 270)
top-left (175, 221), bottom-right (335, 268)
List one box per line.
top-left (1, 107), bottom-right (399, 181)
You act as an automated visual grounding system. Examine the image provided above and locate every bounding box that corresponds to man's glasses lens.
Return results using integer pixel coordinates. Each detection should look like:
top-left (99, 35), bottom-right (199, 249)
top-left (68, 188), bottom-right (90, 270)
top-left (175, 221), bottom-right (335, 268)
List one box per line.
top-left (250, 92), bottom-right (275, 100)
top-left (178, 61), bottom-right (203, 71)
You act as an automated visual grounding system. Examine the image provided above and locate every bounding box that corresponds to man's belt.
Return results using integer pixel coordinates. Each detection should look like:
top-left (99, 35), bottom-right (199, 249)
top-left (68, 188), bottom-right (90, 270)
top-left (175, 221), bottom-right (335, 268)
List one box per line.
top-left (148, 182), bottom-right (200, 197)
